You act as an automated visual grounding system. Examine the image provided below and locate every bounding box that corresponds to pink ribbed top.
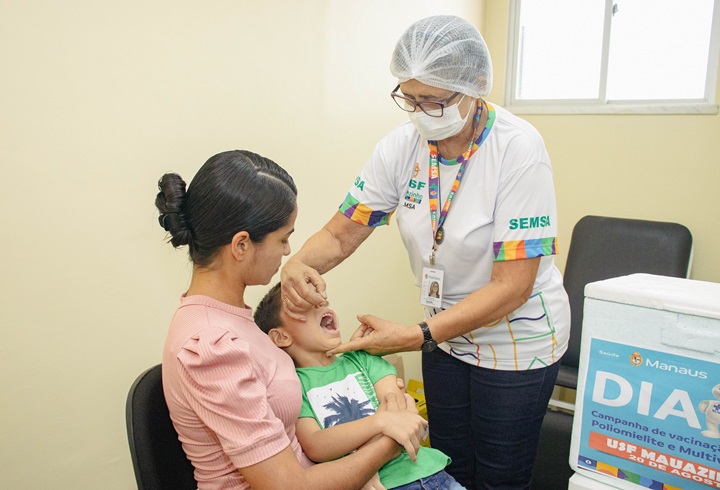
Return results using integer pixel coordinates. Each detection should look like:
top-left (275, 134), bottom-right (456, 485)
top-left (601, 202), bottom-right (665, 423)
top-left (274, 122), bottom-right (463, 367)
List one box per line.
top-left (162, 294), bottom-right (313, 489)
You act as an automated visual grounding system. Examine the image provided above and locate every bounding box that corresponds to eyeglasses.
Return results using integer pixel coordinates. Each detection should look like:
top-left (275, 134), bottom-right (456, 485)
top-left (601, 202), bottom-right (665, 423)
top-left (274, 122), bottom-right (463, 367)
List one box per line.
top-left (390, 85), bottom-right (462, 117)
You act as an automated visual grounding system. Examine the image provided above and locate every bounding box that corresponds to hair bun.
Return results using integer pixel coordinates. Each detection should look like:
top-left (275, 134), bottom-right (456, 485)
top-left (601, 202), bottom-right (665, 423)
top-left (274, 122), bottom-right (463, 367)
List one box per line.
top-left (155, 173), bottom-right (192, 247)
top-left (158, 212), bottom-right (187, 232)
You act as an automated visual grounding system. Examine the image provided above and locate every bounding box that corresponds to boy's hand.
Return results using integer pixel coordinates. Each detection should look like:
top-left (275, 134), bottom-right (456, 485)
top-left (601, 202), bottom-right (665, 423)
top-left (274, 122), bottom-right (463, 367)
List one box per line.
top-left (360, 473), bottom-right (386, 490)
top-left (376, 393), bottom-right (425, 462)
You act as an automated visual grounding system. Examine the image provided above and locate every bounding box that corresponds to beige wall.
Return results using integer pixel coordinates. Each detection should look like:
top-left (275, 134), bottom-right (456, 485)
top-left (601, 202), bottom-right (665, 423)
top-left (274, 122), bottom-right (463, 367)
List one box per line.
top-left (2, 1), bottom-right (718, 488)
top-left (0, 1), bottom-right (479, 488)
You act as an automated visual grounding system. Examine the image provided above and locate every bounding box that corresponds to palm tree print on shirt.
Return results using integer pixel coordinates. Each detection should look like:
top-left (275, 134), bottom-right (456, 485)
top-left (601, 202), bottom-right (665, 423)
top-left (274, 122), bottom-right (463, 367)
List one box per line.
top-left (322, 394), bottom-right (375, 427)
top-left (305, 372), bottom-right (380, 429)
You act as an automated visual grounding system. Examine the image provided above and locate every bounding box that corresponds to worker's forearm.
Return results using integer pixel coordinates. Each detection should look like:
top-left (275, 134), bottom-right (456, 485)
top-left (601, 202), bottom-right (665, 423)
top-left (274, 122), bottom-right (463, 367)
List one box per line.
top-left (291, 227), bottom-right (347, 275)
top-left (291, 213), bottom-right (374, 275)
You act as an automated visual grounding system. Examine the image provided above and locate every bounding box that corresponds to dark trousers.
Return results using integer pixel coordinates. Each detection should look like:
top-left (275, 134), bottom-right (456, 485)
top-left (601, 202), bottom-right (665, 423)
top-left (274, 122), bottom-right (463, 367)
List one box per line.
top-left (422, 348), bottom-right (560, 490)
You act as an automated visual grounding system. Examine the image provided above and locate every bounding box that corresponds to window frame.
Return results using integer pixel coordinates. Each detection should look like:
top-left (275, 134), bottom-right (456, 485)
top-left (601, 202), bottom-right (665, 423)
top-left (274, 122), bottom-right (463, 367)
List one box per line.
top-left (505, 0), bottom-right (720, 115)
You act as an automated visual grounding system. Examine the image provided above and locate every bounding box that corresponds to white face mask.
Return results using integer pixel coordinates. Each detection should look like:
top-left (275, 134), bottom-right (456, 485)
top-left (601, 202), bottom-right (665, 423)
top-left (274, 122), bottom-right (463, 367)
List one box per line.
top-left (408, 95), bottom-right (472, 141)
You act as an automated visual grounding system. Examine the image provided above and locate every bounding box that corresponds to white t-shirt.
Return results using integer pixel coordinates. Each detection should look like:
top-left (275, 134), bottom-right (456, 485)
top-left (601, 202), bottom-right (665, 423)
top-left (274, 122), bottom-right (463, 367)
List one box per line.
top-left (340, 102), bottom-right (569, 370)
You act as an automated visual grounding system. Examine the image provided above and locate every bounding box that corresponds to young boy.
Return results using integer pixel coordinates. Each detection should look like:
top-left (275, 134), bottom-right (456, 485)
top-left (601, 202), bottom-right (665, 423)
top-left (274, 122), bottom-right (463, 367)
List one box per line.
top-left (254, 283), bottom-right (464, 490)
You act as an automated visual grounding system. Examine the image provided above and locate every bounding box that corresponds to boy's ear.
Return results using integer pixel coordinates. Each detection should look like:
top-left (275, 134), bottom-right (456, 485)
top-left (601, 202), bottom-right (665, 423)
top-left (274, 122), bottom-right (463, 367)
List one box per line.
top-left (268, 327), bottom-right (292, 348)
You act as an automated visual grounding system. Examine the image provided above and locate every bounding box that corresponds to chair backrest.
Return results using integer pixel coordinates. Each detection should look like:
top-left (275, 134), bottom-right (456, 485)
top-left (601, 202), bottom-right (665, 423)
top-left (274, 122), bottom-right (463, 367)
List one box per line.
top-left (561, 216), bottom-right (693, 377)
top-left (126, 364), bottom-right (197, 490)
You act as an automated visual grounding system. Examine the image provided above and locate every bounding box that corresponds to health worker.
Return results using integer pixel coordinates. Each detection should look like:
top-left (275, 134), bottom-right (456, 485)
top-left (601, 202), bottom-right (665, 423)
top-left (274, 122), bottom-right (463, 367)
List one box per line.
top-left (281, 15), bottom-right (570, 490)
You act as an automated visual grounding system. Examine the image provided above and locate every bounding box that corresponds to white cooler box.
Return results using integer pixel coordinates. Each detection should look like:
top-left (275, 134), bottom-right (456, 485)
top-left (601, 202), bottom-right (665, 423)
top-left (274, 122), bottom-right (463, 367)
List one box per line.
top-left (569, 273), bottom-right (720, 490)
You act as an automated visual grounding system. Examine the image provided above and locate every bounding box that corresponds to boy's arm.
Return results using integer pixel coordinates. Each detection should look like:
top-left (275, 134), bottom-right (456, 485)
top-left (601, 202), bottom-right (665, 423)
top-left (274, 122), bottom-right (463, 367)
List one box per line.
top-left (296, 415), bottom-right (385, 463)
top-left (297, 375), bottom-right (426, 463)
top-left (373, 374), bottom-right (406, 409)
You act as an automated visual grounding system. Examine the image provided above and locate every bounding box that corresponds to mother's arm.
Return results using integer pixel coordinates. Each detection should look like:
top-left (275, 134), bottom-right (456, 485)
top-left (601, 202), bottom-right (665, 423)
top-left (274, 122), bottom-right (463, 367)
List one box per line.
top-left (281, 212), bottom-right (374, 318)
top-left (329, 257), bottom-right (541, 356)
top-left (241, 436), bottom-right (397, 490)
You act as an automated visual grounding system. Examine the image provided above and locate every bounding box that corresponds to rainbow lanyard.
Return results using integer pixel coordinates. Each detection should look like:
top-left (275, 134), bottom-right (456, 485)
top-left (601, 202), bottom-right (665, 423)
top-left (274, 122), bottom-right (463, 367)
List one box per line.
top-left (427, 102), bottom-right (487, 265)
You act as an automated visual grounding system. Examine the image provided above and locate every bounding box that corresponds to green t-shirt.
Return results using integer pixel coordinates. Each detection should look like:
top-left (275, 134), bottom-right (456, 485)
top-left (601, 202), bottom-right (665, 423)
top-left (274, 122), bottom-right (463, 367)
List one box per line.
top-left (296, 350), bottom-right (450, 489)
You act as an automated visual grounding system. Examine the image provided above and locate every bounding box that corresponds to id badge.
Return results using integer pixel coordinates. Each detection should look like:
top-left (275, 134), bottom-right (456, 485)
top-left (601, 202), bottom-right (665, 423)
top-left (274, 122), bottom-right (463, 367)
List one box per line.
top-left (420, 267), bottom-right (444, 308)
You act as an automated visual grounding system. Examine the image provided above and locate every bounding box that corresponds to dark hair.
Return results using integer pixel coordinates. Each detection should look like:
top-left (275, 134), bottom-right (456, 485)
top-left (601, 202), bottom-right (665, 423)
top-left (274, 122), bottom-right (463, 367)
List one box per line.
top-left (155, 150), bottom-right (297, 267)
top-left (254, 282), bottom-right (283, 334)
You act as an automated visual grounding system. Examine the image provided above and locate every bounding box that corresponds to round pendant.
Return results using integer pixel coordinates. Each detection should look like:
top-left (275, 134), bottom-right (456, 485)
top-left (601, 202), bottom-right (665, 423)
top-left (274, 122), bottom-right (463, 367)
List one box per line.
top-left (435, 227), bottom-right (445, 245)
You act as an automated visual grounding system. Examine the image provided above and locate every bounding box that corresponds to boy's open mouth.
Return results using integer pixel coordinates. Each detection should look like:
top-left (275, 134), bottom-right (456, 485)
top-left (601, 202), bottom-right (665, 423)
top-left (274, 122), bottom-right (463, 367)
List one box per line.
top-left (320, 311), bottom-right (338, 333)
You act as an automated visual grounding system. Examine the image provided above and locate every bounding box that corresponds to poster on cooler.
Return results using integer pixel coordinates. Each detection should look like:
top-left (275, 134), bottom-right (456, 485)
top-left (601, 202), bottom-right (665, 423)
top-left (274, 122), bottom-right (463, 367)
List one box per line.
top-left (576, 338), bottom-right (720, 489)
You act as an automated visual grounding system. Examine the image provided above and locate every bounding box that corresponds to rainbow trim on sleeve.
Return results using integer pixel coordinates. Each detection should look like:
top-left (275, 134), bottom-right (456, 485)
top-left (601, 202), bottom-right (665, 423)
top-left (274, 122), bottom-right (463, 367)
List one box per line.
top-left (493, 237), bottom-right (558, 261)
top-left (339, 193), bottom-right (393, 226)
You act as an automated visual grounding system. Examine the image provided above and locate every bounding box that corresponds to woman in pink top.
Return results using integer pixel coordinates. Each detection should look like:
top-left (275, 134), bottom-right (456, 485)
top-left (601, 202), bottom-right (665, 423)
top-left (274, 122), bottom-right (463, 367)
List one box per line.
top-left (155, 150), bottom-right (425, 490)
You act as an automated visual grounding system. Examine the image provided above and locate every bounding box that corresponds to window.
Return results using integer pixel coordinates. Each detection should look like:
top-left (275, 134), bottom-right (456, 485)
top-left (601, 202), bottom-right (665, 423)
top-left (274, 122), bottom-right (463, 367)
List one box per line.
top-left (506, 0), bottom-right (720, 114)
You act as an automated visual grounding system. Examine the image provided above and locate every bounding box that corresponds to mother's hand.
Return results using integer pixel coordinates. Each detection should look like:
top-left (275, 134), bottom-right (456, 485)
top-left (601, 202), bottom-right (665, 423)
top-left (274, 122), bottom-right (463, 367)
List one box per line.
top-left (280, 258), bottom-right (328, 321)
top-left (327, 314), bottom-right (423, 356)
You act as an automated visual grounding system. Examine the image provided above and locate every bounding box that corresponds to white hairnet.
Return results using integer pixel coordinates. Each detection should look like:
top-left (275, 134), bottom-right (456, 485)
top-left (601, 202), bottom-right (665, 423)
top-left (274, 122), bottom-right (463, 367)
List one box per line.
top-left (390, 15), bottom-right (492, 98)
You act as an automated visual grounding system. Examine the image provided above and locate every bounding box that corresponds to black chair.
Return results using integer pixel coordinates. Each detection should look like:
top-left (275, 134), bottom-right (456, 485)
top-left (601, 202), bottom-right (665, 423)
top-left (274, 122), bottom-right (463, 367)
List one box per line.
top-left (532, 215), bottom-right (693, 490)
top-left (126, 364), bottom-right (197, 490)
top-left (532, 409), bottom-right (575, 489)
top-left (557, 215), bottom-right (693, 390)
